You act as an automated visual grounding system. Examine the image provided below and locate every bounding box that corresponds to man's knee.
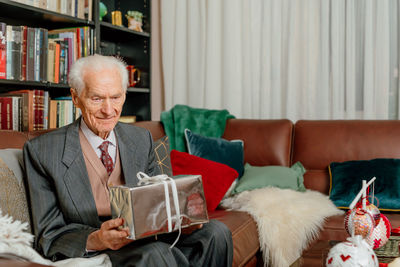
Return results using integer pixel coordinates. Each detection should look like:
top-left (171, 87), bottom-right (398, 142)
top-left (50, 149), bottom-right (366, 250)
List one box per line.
top-left (206, 220), bottom-right (232, 248)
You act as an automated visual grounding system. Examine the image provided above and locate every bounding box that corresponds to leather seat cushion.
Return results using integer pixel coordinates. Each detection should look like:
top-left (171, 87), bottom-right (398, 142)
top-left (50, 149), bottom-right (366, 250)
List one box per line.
top-left (209, 210), bottom-right (259, 266)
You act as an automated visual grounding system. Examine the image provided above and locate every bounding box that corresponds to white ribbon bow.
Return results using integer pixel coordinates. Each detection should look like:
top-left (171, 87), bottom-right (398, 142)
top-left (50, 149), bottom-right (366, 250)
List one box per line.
top-left (137, 172), bottom-right (182, 248)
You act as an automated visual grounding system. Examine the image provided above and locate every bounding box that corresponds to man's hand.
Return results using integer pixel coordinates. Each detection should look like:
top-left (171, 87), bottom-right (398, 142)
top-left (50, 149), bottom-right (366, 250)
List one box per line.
top-left (86, 218), bottom-right (133, 251)
top-left (181, 224), bottom-right (203, 235)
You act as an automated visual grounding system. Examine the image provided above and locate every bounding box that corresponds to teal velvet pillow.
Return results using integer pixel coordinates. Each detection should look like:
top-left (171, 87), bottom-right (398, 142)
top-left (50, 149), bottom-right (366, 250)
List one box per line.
top-left (329, 158), bottom-right (400, 211)
top-left (232, 162), bottom-right (306, 194)
top-left (184, 129), bottom-right (244, 177)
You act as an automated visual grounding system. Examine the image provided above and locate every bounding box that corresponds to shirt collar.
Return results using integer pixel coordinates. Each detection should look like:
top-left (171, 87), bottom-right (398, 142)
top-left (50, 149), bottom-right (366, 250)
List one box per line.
top-left (80, 117), bottom-right (116, 149)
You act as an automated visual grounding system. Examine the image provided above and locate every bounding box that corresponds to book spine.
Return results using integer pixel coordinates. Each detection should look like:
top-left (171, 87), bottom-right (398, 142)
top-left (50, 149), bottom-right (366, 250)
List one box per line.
top-left (34, 28), bottom-right (40, 81)
top-left (6, 25), bottom-right (12, 80)
top-left (49, 99), bottom-right (57, 129)
top-left (40, 28), bottom-right (48, 81)
top-left (33, 89), bottom-right (39, 130)
top-left (11, 26), bottom-right (23, 81)
top-left (18, 97), bottom-right (22, 131)
top-left (0, 98), bottom-right (3, 129)
top-left (63, 39), bottom-right (69, 82)
top-left (1, 97), bottom-right (12, 130)
top-left (76, 27), bottom-right (81, 59)
top-left (0, 22), bottom-right (6, 79)
top-left (12, 97), bottom-right (19, 130)
top-left (21, 26), bottom-right (27, 81)
top-left (43, 91), bottom-right (49, 129)
top-left (58, 41), bottom-right (65, 83)
top-left (47, 41), bottom-right (55, 83)
top-left (54, 42), bottom-right (60, 83)
top-left (38, 90), bottom-right (45, 130)
top-left (26, 27), bottom-right (35, 81)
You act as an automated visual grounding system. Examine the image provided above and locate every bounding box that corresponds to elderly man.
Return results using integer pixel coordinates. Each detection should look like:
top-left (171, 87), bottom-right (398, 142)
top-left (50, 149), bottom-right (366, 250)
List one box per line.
top-left (23, 54), bottom-right (233, 266)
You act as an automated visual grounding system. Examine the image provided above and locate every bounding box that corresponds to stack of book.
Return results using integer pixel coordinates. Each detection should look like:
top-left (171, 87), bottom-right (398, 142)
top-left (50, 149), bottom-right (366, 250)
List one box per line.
top-left (0, 90), bottom-right (80, 131)
top-left (0, 23), bottom-right (93, 83)
top-left (10, 0), bottom-right (93, 20)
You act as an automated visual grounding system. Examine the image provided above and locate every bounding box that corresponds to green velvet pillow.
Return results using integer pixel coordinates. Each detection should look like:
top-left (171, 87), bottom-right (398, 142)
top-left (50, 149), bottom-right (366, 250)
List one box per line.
top-left (329, 158), bottom-right (400, 211)
top-left (232, 162), bottom-right (306, 194)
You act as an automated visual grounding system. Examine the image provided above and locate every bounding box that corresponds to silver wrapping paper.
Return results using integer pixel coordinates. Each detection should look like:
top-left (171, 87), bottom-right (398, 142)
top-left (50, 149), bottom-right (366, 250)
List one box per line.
top-left (109, 175), bottom-right (209, 240)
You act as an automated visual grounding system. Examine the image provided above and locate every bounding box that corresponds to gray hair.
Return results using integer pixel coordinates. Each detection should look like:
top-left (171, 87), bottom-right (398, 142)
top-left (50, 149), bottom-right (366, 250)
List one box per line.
top-left (68, 54), bottom-right (129, 95)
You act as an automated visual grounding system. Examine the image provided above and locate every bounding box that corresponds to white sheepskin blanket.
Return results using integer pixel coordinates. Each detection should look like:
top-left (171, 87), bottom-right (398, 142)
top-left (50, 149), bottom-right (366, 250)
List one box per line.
top-left (221, 187), bottom-right (344, 267)
top-left (0, 209), bottom-right (112, 267)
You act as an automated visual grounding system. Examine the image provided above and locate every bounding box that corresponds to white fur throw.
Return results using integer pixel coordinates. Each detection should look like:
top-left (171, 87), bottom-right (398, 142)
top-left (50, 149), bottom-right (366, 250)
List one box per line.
top-left (0, 209), bottom-right (112, 267)
top-left (221, 187), bottom-right (343, 267)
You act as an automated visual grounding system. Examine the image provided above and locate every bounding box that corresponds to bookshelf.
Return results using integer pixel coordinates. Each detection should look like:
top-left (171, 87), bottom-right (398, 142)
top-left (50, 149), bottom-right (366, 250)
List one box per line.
top-left (0, 0), bottom-right (151, 131)
top-left (97, 0), bottom-right (151, 121)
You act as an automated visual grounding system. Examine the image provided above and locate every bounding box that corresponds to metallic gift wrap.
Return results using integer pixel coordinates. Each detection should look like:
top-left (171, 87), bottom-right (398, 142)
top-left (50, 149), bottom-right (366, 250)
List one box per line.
top-left (109, 175), bottom-right (209, 240)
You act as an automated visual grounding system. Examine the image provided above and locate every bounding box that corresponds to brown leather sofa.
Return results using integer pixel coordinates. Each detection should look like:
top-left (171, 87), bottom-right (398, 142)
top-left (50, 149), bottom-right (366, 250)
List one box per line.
top-left (1, 119), bottom-right (400, 267)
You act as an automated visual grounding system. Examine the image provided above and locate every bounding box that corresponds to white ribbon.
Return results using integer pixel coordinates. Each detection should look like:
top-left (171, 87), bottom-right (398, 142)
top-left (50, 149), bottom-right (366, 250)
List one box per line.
top-left (137, 172), bottom-right (182, 248)
top-left (349, 177), bottom-right (376, 210)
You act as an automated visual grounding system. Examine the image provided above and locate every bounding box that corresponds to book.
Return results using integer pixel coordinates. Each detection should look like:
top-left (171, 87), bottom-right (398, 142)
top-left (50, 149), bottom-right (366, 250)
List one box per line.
top-left (47, 40), bottom-right (56, 83)
top-left (0, 23), bottom-right (6, 79)
top-left (84, 0), bottom-right (92, 20)
top-left (0, 97), bottom-right (12, 130)
top-left (48, 99), bottom-right (57, 129)
top-left (39, 28), bottom-right (48, 81)
top-left (11, 96), bottom-right (20, 130)
top-left (57, 40), bottom-right (68, 83)
top-left (11, 26), bottom-right (23, 81)
top-left (3, 90), bottom-right (34, 131)
top-left (119, 116), bottom-right (137, 124)
top-left (33, 89), bottom-right (45, 130)
top-left (6, 25), bottom-right (12, 80)
top-left (21, 26), bottom-right (28, 81)
top-left (26, 27), bottom-right (35, 81)
top-left (34, 28), bottom-right (40, 81)
top-left (54, 42), bottom-right (60, 83)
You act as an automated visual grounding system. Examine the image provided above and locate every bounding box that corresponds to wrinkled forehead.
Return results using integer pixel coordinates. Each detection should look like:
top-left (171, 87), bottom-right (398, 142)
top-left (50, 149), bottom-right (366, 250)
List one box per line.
top-left (81, 68), bottom-right (125, 96)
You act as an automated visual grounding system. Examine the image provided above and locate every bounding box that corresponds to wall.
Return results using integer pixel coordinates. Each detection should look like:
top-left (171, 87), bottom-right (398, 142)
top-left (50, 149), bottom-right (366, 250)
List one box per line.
top-left (151, 0), bottom-right (164, 121)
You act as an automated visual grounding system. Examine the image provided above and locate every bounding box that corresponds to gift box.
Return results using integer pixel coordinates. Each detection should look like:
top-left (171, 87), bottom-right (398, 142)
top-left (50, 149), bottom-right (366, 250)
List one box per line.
top-left (109, 174), bottom-right (209, 240)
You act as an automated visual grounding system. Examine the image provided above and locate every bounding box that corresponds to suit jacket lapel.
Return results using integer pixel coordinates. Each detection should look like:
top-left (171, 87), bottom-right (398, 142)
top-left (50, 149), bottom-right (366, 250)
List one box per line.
top-left (115, 123), bottom-right (141, 186)
top-left (61, 119), bottom-right (101, 227)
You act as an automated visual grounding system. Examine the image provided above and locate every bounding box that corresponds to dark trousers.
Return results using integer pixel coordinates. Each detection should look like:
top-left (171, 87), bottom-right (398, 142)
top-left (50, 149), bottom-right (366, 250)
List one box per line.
top-left (104, 219), bottom-right (233, 267)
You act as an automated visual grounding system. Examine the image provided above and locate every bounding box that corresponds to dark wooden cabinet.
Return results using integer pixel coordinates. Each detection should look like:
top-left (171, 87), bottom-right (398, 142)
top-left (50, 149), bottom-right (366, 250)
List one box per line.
top-left (96, 0), bottom-right (151, 120)
top-left (0, 0), bottom-right (151, 123)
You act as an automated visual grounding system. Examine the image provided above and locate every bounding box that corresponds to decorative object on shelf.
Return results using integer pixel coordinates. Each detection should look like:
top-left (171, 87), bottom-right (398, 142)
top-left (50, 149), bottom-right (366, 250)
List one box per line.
top-left (127, 65), bottom-right (141, 87)
top-left (99, 2), bottom-right (107, 21)
top-left (118, 116), bottom-right (136, 124)
top-left (326, 235), bottom-right (378, 267)
top-left (126, 11), bottom-right (143, 32)
top-left (111, 10), bottom-right (122, 26)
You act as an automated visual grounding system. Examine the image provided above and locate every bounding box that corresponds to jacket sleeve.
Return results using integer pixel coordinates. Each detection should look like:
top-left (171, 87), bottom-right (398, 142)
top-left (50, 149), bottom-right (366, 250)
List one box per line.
top-left (23, 140), bottom-right (98, 260)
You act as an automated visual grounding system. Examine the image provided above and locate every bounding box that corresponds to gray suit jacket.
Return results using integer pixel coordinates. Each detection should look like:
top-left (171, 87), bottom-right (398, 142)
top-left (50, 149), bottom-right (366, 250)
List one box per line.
top-left (23, 119), bottom-right (160, 260)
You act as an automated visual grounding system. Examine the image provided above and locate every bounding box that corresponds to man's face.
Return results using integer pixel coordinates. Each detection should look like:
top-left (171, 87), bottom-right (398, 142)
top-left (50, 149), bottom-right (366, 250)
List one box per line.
top-left (71, 68), bottom-right (126, 139)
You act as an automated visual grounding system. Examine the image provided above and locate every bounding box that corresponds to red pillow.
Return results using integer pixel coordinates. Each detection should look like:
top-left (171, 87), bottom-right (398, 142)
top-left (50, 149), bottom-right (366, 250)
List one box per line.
top-left (170, 149), bottom-right (238, 211)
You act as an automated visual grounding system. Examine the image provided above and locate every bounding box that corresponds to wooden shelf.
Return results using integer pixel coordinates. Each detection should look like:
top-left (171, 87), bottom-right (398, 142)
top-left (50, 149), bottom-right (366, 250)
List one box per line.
top-left (127, 87), bottom-right (150, 93)
top-left (100, 22), bottom-right (149, 37)
top-left (0, 79), bottom-right (69, 89)
top-left (0, 0), bottom-right (94, 29)
top-left (0, 0), bottom-right (152, 121)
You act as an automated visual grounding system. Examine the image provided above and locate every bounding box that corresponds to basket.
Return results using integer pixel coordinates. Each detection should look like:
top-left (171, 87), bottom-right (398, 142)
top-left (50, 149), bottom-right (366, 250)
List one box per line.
top-left (375, 235), bottom-right (400, 263)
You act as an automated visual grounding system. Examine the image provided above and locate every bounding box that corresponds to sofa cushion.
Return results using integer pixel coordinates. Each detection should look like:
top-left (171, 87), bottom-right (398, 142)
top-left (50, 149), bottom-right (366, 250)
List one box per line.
top-left (0, 149), bottom-right (31, 232)
top-left (232, 162), bottom-right (306, 195)
top-left (185, 129), bottom-right (244, 177)
top-left (170, 150), bottom-right (238, 211)
top-left (209, 210), bottom-right (259, 267)
top-left (153, 136), bottom-right (173, 177)
top-left (329, 158), bottom-right (400, 211)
